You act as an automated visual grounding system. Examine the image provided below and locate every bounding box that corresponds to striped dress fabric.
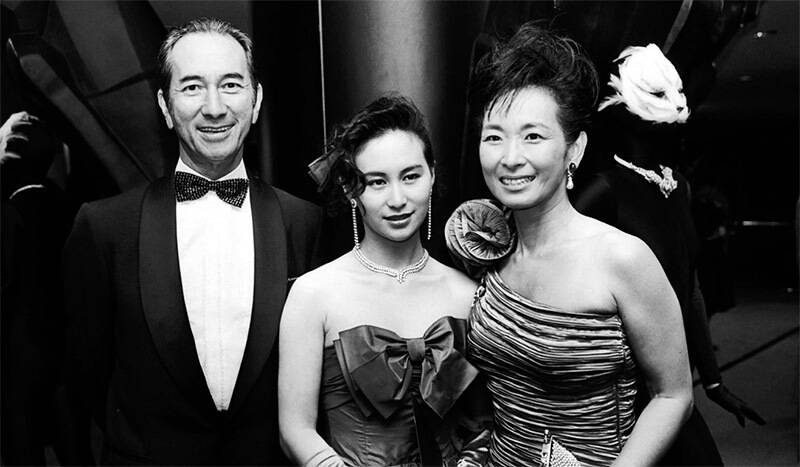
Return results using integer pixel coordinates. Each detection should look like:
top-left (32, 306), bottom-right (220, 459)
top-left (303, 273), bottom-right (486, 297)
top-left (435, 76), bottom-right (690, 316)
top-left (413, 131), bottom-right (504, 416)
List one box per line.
top-left (468, 269), bottom-right (638, 467)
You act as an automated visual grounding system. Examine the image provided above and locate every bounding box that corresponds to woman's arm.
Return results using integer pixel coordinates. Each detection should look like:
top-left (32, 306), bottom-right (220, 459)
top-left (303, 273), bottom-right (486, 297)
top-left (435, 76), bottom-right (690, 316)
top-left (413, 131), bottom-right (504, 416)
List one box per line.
top-left (610, 237), bottom-right (693, 466)
top-left (278, 275), bottom-right (344, 467)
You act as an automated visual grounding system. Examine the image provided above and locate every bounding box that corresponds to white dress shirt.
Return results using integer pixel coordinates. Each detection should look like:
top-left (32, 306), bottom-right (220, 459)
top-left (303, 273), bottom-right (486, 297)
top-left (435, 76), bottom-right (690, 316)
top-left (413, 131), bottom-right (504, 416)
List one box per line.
top-left (175, 159), bottom-right (254, 411)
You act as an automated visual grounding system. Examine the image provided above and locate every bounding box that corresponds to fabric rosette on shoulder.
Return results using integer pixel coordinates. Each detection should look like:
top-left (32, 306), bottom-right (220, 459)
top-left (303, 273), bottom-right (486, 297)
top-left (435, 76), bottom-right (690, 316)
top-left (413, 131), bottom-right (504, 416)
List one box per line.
top-left (445, 199), bottom-right (516, 279)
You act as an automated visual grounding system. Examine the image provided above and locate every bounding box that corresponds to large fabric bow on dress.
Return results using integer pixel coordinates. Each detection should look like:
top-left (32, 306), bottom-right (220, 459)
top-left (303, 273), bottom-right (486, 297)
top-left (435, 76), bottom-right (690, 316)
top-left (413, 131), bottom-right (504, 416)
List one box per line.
top-left (334, 316), bottom-right (478, 420)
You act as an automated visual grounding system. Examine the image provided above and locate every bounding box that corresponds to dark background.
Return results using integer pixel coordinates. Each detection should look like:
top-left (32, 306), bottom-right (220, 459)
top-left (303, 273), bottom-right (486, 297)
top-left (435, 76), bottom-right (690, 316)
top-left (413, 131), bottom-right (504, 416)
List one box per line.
top-left (2, 0), bottom-right (797, 289)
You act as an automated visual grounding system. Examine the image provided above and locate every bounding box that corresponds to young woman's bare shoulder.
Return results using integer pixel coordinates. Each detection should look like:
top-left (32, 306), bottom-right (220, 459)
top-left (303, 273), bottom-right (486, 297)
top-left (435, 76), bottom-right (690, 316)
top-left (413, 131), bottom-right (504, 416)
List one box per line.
top-left (287, 254), bottom-right (354, 306)
top-left (428, 259), bottom-right (478, 291)
top-left (424, 259), bottom-right (478, 319)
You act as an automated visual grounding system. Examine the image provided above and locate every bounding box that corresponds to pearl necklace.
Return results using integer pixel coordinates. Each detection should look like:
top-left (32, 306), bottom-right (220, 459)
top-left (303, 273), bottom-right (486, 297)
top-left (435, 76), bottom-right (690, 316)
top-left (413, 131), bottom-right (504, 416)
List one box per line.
top-left (614, 155), bottom-right (678, 198)
top-left (352, 246), bottom-right (429, 284)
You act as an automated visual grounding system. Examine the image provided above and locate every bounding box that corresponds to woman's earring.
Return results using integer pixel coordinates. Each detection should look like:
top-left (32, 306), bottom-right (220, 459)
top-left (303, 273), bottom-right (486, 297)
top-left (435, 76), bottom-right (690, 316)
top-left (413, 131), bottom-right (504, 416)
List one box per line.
top-left (566, 161), bottom-right (577, 190)
top-left (350, 198), bottom-right (360, 249)
top-left (427, 190), bottom-right (432, 241)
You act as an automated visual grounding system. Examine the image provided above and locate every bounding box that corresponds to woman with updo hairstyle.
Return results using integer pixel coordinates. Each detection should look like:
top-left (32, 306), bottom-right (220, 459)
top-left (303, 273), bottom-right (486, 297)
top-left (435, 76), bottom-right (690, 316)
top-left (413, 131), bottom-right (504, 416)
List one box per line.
top-left (446, 21), bottom-right (693, 466)
top-left (279, 94), bottom-right (491, 467)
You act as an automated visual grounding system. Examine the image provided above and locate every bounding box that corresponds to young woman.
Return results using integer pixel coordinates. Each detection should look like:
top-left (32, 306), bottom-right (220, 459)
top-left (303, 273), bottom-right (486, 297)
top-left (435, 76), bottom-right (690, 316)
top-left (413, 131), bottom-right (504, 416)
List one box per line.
top-left (279, 95), bottom-right (490, 467)
top-left (447, 22), bottom-right (693, 466)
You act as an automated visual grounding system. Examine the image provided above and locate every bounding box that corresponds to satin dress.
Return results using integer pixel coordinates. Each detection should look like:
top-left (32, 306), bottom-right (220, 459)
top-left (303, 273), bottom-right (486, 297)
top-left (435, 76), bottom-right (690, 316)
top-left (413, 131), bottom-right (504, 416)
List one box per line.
top-left (468, 270), bottom-right (638, 467)
top-left (317, 316), bottom-right (488, 467)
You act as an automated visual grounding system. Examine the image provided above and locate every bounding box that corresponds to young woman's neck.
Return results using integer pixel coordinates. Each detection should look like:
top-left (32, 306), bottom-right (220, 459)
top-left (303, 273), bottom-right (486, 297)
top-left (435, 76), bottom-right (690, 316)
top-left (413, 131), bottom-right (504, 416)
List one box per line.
top-left (358, 234), bottom-right (426, 269)
top-left (511, 196), bottom-right (578, 256)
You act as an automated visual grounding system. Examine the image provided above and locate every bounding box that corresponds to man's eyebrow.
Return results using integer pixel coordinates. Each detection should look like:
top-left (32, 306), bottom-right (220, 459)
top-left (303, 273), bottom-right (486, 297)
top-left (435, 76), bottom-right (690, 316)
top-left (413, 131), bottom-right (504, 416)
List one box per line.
top-left (177, 75), bottom-right (203, 84)
top-left (176, 73), bottom-right (247, 84)
top-left (220, 73), bottom-right (247, 81)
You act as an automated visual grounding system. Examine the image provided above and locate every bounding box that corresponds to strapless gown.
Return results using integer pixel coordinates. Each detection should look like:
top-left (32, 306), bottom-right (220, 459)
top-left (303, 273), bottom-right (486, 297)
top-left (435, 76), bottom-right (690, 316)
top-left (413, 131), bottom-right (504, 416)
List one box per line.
top-left (468, 270), bottom-right (638, 467)
top-left (318, 316), bottom-right (489, 467)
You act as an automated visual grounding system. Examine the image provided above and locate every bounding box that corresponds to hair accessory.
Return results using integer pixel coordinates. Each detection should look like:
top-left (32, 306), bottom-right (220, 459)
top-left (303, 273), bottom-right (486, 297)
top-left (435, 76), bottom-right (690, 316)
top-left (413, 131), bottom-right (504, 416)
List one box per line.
top-left (350, 198), bottom-right (360, 248)
top-left (353, 247), bottom-right (429, 284)
top-left (565, 162), bottom-right (576, 190)
top-left (308, 152), bottom-right (338, 189)
top-left (427, 190), bottom-right (433, 241)
top-left (614, 155), bottom-right (677, 198)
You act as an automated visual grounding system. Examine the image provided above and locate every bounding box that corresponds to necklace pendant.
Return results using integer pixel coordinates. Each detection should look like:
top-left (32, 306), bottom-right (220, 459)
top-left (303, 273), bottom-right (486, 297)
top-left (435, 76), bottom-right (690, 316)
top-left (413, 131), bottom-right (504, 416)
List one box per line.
top-left (353, 246), bottom-right (429, 284)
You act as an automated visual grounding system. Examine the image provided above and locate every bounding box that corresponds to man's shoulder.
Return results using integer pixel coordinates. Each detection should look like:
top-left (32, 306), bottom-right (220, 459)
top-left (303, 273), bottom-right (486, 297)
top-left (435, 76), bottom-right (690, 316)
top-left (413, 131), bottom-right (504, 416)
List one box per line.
top-left (254, 180), bottom-right (319, 215)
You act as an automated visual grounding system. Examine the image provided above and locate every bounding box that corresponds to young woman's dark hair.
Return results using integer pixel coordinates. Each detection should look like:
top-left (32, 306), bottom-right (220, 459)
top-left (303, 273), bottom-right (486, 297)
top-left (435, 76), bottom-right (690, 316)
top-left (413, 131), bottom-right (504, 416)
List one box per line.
top-left (468, 21), bottom-right (600, 145)
top-left (314, 93), bottom-right (435, 216)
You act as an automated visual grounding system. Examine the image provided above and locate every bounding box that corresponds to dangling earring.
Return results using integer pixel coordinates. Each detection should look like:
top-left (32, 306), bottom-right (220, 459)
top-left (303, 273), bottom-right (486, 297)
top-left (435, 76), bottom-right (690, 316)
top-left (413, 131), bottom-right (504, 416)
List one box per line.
top-left (566, 161), bottom-right (577, 190)
top-left (426, 190), bottom-right (432, 241)
top-left (350, 198), bottom-right (360, 249)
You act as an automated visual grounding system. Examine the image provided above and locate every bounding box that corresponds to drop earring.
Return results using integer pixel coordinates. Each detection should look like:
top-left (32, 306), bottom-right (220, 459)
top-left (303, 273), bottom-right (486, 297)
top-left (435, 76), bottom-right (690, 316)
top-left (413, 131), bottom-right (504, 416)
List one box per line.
top-left (566, 162), bottom-right (576, 190)
top-left (426, 190), bottom-right (432, 241)
top-left (350, 198), bottom-right (360, 249)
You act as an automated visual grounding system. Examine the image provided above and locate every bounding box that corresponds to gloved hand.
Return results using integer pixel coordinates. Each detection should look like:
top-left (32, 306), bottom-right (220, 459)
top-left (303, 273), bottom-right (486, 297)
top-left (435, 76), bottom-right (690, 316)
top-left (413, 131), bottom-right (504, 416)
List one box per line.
top-left (705, 384), bottom-right (766, 427)
top-left (0, 111), bottom-right (38, 163)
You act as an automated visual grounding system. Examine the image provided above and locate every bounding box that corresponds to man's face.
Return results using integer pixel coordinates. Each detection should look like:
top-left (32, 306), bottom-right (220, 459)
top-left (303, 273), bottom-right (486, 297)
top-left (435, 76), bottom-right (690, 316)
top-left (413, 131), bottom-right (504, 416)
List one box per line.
top-left (157, 32), bottom-right (262, 178)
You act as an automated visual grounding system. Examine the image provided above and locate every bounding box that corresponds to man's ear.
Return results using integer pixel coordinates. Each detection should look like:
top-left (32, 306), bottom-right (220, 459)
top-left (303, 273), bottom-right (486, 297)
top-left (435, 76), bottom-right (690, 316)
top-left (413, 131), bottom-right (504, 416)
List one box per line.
top-left (157, 89), bottom-right (174, 130)
top-left (251, 83), bottom-right (264, 124)
top-left (567, 131), bottom-right (588, 169)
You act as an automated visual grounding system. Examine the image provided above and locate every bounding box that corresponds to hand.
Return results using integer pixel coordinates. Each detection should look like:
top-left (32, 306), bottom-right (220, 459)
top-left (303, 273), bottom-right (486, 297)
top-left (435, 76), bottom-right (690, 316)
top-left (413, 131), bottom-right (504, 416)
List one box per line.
top-left (705, 384), bottom-right (766, 427)
top-left (0, 111), bottom-right (39, 164)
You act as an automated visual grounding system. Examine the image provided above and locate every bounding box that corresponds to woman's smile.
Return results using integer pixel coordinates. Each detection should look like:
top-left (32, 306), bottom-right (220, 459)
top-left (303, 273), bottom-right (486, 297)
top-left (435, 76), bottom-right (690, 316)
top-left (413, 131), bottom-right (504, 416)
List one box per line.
top-left (500, 175), bottom-right (536, 189)
top-left (384, 212), bottom-right (414, 226)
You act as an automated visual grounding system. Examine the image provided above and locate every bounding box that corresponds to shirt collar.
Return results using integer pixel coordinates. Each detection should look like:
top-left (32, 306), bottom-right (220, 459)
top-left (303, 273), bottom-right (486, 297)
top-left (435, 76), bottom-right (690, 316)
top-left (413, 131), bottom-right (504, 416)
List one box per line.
top-left (175, 158), bottom-right (248, 181)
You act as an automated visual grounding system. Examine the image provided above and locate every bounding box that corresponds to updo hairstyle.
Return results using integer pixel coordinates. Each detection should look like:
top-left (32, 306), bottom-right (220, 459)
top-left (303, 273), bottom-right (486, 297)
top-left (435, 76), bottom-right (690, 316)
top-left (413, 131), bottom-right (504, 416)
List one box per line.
top-left (468, 21), bottom-right (600, 145)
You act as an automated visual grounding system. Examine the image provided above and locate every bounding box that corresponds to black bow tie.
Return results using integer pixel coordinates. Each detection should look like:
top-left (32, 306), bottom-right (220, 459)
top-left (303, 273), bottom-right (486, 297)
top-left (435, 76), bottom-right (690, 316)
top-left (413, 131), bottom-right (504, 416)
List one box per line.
top-left (174, 171), bottom-right (249, 208)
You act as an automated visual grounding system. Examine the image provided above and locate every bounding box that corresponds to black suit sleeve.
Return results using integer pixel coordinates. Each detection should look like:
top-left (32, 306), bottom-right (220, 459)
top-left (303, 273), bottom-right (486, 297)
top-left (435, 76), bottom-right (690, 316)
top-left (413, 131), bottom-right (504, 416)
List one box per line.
top-left (62, 204), bottom-right (114, 431)
top-left (275, 190), bottom-right (324, 279)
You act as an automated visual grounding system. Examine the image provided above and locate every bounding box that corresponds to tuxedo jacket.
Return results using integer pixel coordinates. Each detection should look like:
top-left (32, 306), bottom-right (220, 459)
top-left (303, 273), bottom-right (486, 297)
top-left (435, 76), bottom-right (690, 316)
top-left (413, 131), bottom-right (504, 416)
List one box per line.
top-left (62, 173), bottom-right (322, 465)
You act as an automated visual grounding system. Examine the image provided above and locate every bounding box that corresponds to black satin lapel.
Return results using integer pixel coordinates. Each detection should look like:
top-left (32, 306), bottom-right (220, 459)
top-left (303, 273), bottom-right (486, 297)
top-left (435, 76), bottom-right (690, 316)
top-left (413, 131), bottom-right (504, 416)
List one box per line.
top-left (139, 176), bottom-right (217, 414)
top-left (228, 181), bottom-right (287, 414)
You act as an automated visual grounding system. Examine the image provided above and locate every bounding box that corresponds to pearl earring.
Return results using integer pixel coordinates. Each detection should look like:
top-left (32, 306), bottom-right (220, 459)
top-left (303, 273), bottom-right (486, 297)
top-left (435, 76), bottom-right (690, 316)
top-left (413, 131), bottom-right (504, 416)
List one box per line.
top-left (566, 162), bottom-right (577, 190)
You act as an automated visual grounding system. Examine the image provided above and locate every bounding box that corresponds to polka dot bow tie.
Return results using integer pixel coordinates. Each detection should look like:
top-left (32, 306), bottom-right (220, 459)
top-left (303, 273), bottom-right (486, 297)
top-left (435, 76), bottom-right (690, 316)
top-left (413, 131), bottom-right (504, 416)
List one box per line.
top-left (174, 171), bottom-right (249, 208)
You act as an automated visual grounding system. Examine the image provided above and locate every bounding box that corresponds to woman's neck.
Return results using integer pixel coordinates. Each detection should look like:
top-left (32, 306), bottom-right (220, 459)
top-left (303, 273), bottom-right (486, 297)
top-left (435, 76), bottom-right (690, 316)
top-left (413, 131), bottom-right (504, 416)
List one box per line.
top-left (511, 197), bottom-right (578, 257)
top-left (357, 234), bottom-right (426, 270)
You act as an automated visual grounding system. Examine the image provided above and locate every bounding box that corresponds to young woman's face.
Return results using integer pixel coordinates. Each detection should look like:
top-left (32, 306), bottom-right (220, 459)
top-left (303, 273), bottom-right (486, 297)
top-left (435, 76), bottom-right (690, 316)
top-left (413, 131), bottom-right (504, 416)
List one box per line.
top-left (355, 130), bottom-right (433, 245)
top-left (479, 86), bottom-right (583, 212)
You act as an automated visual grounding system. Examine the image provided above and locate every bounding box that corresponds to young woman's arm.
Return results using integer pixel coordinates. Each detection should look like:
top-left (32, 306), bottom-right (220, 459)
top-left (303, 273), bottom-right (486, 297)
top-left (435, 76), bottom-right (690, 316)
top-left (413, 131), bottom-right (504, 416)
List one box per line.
top-left (278, 275), bottom-right (344, 467)
top-left (610, 236), bottom-right (693, 467)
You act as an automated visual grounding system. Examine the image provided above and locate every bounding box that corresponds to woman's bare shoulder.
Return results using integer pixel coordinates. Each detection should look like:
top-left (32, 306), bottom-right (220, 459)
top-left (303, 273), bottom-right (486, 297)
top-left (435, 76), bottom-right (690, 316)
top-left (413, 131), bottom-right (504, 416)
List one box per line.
top-left (428, 258), bottom-right (479, 290)
top-left (288, 253), bottom-right (358, 304)
top-left (576, 215), bottom-right (657, 274)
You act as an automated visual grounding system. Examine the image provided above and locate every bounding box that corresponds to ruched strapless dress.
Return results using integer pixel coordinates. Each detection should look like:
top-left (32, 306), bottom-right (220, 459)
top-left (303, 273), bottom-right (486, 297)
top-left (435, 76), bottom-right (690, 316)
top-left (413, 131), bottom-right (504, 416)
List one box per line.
top-left (318, 316), bottom-right (487, 467)
top-left (468, 270), bottom-right (638, 467)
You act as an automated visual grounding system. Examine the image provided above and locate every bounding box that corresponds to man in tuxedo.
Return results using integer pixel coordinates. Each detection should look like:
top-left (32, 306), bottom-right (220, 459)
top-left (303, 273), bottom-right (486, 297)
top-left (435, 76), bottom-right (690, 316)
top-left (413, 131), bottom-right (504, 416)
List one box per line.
top-left (62, 18), bottom-right (321, 465)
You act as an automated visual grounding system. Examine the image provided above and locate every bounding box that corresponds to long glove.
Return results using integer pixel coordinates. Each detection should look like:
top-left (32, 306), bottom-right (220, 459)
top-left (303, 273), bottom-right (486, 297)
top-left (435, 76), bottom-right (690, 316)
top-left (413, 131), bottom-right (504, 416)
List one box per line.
top-left (705, 384), bottom-right (766, 427)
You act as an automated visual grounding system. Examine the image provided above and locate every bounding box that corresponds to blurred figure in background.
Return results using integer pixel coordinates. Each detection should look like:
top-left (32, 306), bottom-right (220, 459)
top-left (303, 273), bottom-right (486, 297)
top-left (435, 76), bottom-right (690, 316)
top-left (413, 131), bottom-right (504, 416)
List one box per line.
top-left (572, 43), bottom-right (765, 466)
top-left (1, 111), bottom-right (93, 466)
